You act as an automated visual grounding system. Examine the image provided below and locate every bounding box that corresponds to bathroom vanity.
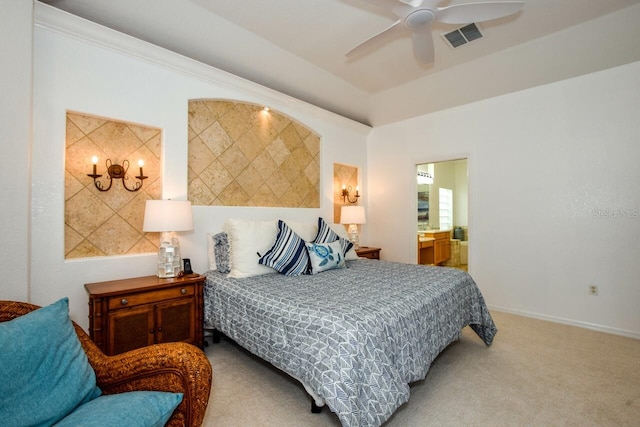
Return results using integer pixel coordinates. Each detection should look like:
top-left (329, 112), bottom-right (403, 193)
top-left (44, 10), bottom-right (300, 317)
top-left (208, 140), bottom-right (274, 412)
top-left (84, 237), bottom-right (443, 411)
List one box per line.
top-left (418, 230), bottom-right (451, 265)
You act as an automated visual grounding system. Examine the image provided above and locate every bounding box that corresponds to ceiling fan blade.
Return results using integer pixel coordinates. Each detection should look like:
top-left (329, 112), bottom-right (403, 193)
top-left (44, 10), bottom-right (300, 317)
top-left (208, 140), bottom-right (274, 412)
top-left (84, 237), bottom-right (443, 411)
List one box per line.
top-left (398, 0), bottom-right (424, 6)
top-left (346, 19), bottom-right (404, 58)
top-left (437, 1), bottom-right (524, 24)
top-left (411, 27), bottom-right (435, 65)
top-left (358, 0), bottom-right (419, 19)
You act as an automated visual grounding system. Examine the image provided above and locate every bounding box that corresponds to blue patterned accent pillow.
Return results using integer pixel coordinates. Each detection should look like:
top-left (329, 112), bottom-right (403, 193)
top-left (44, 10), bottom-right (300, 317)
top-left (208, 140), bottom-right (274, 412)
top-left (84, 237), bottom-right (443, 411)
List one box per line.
top-left (313, 217), bottom-right (354, 258)
top-left (306, 240), bottom-right (345, 274)
top-left (213, 232), bottom-right (230, 274)
top-left (259, 220), bottom-right (310, 276)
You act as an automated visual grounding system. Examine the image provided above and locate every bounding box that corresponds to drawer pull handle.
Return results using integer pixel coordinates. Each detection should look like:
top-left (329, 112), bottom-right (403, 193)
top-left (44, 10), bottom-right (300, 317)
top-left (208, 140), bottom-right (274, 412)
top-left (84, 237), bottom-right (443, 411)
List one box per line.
top-left (181, 288), bottom-right (187, 294)
top-left (149, 329), bottom-right (154, 334)
top-left (157, 327), bottom-right (163, 332)
top-left (120, 298), bottom-right (128, 305)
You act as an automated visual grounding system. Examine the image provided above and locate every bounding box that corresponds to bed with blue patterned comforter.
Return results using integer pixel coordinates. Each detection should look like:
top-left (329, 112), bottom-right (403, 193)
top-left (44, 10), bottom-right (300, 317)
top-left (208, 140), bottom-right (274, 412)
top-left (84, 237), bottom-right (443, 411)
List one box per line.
top-left (204, 259), bottom-right (497, 427)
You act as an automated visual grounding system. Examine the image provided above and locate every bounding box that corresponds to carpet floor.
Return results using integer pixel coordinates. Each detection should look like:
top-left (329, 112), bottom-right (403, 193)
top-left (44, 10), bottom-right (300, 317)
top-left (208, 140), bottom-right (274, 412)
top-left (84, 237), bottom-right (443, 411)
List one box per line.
top-left (201, 311), bottom-right (640, 426)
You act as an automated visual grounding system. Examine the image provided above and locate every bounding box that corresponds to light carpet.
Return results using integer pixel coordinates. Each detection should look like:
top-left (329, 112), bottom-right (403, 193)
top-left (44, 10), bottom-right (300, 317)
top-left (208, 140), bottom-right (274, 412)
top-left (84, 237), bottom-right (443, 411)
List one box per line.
top-left (201, 311), bottom-right (640, 426)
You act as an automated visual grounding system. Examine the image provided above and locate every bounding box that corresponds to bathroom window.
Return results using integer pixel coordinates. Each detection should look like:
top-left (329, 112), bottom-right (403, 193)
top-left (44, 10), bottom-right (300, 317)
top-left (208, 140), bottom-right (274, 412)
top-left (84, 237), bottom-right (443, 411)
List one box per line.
top-left (439, 188), bottom-right (453, 230)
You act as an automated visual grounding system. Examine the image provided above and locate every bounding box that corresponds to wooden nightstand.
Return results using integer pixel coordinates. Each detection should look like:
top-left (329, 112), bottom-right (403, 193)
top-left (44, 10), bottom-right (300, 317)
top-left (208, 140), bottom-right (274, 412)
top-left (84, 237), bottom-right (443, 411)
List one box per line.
top-left (85, 274), bottom-right (205, 356)
top-left (356, 246), bottom-right (381, 259)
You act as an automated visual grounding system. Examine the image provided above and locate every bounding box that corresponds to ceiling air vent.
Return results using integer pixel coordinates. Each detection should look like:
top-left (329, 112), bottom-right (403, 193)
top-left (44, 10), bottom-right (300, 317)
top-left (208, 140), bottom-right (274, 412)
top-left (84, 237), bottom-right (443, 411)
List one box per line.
top-left (441, 23), bottom-right (483, 48)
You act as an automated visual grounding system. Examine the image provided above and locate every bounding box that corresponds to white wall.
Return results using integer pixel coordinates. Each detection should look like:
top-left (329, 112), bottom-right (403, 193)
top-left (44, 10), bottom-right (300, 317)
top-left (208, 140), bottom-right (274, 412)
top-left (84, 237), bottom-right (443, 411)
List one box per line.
top-left (368, 61), bottom-right (640, 338)
top-left (453, 160), bottom-right (468, 228)
top-left (0, 1), bottom-right (32, 302)
top-left (32, 4), bottom-right (369, 329)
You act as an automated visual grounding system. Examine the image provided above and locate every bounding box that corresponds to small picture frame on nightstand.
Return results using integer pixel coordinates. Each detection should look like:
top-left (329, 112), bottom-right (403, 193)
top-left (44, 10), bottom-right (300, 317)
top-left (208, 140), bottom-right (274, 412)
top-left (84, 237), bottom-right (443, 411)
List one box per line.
top-left (183, 258), bottom-right (193, 275)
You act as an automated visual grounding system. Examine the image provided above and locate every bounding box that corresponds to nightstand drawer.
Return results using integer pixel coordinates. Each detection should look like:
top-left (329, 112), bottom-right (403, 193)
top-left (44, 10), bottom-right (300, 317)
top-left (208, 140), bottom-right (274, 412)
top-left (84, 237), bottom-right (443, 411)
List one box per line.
top-left (108, 284), bottom-right (195, 310)
top-left (356, 247), bottom-right (381, 259)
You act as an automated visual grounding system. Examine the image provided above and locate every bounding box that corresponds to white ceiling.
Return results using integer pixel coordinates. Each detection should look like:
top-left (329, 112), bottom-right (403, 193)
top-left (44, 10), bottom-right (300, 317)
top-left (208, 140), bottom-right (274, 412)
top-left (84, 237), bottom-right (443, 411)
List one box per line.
top-left (41, 0), bottom-right (640, 126)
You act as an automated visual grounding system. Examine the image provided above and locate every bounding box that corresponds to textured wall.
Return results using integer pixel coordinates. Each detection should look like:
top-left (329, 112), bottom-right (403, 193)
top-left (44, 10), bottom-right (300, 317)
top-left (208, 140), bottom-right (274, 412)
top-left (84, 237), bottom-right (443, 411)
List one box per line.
top-left (64, 112), bottom-right (161, 258)
top-left (187, 100), bottom-right (320, 207)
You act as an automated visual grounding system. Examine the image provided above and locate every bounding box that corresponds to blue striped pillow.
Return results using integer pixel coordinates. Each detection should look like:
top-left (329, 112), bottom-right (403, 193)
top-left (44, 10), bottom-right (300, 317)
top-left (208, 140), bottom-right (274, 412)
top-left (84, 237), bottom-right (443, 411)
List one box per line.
top-left (313, 217), bottom-right (354, 258)
top-left (259, 220), bottom-right (310, 276)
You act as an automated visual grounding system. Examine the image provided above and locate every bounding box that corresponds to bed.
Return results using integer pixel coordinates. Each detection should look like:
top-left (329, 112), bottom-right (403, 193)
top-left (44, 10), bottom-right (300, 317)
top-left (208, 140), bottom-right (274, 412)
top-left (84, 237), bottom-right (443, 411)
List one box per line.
top-left (203, 219), bottom-right (497, 427)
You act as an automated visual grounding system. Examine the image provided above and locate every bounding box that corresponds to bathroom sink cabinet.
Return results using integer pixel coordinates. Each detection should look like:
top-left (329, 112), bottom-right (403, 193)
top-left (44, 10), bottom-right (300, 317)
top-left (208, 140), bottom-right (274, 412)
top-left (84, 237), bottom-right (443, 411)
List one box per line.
top-left (418, 231), bottom-right (451, 265)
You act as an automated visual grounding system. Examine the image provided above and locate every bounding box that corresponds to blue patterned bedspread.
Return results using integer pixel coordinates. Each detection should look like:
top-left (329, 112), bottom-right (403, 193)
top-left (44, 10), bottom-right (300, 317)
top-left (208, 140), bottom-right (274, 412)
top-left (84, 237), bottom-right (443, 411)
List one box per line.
top-left (204, 259), bottom-right (497, 426)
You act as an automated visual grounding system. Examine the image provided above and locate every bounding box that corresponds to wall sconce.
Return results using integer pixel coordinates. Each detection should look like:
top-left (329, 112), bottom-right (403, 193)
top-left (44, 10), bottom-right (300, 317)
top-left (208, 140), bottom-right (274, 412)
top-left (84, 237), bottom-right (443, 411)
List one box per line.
top-left (341, 185), bottom-right (360, 204)
top-left (88, 156), bottom-right (148, 192)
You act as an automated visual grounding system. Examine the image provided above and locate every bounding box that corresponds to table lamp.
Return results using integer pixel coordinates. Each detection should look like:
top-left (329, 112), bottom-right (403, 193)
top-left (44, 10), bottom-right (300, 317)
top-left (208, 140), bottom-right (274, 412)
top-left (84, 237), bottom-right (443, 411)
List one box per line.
top-left (340, 205), bottom-right (366, 250)
top-left (143, 200), bottom-right (193, 278)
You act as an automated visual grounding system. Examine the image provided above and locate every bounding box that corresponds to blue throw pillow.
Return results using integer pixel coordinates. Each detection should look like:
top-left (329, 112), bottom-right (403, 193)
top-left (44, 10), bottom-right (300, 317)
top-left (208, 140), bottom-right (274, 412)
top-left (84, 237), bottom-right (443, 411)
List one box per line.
top-left (306, 240), bottom-right (346, 274)
top-left (54, 391), bottom-right (183, 427)
top-left (213, 232), bottom-right (231, 273)
top-left (259, 220), bottom-right (310, 275)
top-left (313, 217), bottom-right (354, 258)
top-left (0, 298), bottom-right (102, 427)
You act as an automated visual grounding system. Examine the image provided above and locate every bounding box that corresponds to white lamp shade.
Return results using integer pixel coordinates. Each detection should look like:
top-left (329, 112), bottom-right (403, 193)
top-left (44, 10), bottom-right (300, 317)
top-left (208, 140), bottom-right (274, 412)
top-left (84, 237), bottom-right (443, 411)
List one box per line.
top-left (143, 200), bottom-right (193, 232)
top-left (340, 205), bottom-right (366, 225)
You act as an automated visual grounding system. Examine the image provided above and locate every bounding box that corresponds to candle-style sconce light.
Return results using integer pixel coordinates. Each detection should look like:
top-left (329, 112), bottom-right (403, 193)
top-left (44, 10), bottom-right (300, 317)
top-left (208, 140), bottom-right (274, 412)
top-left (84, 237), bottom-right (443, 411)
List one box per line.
top-left (341, 184), bottom-right (360, 204)
top-left (88, 156), bottom-right (148, 192)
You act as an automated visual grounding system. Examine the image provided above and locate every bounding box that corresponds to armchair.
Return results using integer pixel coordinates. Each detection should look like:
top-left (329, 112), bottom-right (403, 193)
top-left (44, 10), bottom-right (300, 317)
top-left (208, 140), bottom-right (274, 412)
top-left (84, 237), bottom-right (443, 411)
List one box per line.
top-left (0, 300), bottom-right (212, 427)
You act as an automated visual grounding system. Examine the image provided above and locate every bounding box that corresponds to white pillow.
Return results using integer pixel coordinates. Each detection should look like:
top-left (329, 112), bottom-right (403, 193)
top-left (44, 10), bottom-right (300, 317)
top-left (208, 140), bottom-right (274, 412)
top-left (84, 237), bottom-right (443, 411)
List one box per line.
top-left (285, 221), bottom-right (318, 242)
top-left (327, 222), bottom-right (359, 260)
top-left (223, 219), bottom-right (279, 278)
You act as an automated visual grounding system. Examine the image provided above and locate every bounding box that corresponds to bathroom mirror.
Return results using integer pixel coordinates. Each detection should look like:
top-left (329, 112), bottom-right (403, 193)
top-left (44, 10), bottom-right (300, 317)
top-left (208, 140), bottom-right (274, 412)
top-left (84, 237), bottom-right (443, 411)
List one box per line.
top-left (416, 158), bottom-right (468, 271)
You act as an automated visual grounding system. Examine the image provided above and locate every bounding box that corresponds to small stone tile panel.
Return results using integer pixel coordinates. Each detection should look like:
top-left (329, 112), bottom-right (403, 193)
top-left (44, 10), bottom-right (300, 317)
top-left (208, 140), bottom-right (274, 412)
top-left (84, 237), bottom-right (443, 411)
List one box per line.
top-left (187, 100), bottom-right (320, 208)
top-left (64, 112), bottom-right (162, 259)
top-left (333, 163), bottom-right (359, 223)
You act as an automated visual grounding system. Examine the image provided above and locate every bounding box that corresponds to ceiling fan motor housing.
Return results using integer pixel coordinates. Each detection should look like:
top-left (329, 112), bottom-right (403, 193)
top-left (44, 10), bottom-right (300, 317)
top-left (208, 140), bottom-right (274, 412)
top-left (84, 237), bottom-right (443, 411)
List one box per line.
top-left (405, 9), bottom-right (436, 29)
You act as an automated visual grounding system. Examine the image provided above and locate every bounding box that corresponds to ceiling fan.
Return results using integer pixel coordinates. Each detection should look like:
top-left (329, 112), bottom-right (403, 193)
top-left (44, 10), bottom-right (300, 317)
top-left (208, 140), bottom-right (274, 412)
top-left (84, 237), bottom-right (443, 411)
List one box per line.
top-left (346, 0), bottom-right (525, 65)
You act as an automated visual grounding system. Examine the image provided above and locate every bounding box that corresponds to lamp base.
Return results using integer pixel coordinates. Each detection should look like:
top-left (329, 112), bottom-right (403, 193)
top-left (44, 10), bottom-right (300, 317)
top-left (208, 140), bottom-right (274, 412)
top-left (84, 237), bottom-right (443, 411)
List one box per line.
top-left (157, 232), bottom-right (182, 278)
top-left (347, 224), bottom-right (360, 250)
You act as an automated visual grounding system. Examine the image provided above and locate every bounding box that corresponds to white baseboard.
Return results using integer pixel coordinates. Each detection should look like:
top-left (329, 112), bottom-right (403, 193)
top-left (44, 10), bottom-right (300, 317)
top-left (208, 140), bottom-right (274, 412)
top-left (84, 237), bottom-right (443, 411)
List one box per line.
top-left (488, 304), bottom-right (640, 340)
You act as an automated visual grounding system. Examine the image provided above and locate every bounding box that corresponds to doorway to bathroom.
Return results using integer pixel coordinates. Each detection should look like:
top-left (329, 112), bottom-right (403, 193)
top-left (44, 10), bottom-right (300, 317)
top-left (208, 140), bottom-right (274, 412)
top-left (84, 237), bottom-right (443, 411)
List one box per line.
top-left (416, 158), bottom-right (468, 271)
